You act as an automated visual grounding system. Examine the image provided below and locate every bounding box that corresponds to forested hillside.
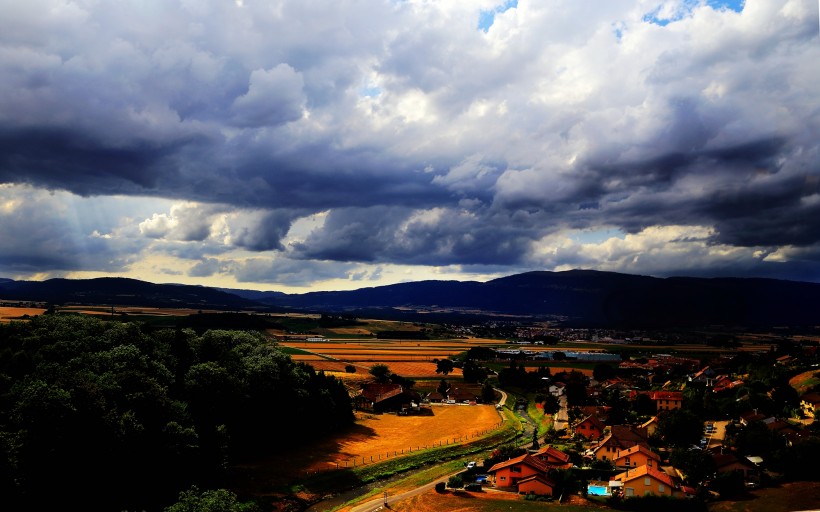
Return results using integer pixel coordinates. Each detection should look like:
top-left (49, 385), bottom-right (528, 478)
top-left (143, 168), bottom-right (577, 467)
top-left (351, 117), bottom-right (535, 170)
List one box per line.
top-left (0, 314), bottom-right (354, 511)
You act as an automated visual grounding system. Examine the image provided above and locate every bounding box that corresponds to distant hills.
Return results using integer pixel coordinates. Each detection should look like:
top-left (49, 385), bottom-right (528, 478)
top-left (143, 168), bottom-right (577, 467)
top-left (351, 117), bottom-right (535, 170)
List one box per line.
top-left (0, 277), bottom-right (258, 311)
top-left (2, 270), bottom-right (820, 328)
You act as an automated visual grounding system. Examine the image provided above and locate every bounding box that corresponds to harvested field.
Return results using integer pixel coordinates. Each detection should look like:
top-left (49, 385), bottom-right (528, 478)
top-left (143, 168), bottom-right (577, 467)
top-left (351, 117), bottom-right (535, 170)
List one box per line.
top-left (789, 369), bottom-right (820, 396)
top-left (0, 306), bottom-right (46, 322)
top-left (235, 406), bottom-right (504, 482)
top-left (314, 361), bottom-right (462, 378)
top-left (310, 406), bottom-right (502, 471)
top-left (289, 354), bottom-right (331, 361)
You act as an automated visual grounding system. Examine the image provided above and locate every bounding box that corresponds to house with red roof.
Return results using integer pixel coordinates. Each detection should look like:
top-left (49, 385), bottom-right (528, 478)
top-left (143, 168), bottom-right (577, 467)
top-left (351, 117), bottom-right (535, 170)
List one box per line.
top-left (613, 444), bottom-right (661, 470)
top-left (486, 454), bottom-right (550, 492)
top-left (517, 473), bottom-right (557, 496)
top-left (649, 391), bottom-right (683, 411)
top-left (532, 445), bottom-right (573, 469)
top-left (610, 464), bottom-right (676, 497)
top-left (572, 414), bottom-right (605, 440)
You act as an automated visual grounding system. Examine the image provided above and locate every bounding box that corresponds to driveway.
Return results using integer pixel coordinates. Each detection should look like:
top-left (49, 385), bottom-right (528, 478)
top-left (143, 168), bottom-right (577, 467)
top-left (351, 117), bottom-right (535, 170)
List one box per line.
top-left (553, 394), bottom-right (568, 431)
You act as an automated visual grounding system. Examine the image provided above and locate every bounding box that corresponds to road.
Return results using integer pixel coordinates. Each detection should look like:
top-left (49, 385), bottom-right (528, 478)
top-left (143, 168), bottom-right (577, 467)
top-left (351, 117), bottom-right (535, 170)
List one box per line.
top-left (553, 394), bottom-right (568, 431)
top-left (347, 470), bottom-right (466, 512)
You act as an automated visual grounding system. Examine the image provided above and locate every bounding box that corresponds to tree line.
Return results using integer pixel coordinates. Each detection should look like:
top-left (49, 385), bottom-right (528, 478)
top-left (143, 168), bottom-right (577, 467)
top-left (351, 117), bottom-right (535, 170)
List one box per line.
top-left (0, 314), bottom-right (354, 511)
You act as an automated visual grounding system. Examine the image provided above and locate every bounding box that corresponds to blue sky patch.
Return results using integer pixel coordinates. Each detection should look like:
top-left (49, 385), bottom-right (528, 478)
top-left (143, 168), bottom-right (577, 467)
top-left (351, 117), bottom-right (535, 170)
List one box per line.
top-left (478, 0), bottom-right (518, 33)
top-left (570, 228), bottom-right (625, 245)
top-left (706, 0), bottom-right (744, 13)
top-left (643, 0), bottom-right (743, 27)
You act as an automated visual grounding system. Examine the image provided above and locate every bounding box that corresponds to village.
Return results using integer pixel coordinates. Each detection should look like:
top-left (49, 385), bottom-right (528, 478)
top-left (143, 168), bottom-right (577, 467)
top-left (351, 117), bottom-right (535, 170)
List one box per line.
top-left (348, 339), bottom-right (820, 504)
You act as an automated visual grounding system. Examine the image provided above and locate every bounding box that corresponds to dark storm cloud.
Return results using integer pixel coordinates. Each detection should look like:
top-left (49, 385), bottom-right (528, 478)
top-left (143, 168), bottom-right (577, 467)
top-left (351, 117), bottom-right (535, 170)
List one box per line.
top-left (292, 205), bottom-right (535, 266)
top-left (0, 127), bottom-right (188, 195)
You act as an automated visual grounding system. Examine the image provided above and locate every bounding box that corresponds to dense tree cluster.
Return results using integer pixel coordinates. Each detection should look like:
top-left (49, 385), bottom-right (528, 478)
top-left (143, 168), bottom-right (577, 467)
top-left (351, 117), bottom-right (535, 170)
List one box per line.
top-left (0, 314), bottom-right (354, 511)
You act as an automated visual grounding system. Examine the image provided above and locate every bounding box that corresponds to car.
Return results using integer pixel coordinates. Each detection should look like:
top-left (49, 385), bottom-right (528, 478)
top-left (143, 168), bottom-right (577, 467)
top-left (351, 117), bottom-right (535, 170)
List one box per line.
top-left (465, 483), bottom-right (482, 491)
top-left (475, 474), bottom-right (489, 483)
top-left (466, 461), bottom-right (476, 469)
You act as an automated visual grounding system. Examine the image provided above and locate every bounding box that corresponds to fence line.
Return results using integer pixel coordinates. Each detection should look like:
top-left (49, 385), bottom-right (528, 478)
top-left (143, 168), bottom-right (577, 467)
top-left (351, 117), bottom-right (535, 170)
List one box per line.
top-left (302, 419), bottom-right (510, 476)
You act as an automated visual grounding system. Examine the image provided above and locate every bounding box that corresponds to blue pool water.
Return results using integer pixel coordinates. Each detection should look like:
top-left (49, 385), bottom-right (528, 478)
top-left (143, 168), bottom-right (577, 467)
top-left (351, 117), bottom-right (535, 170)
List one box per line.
top-left (587, 485), bottom-right (609, 496)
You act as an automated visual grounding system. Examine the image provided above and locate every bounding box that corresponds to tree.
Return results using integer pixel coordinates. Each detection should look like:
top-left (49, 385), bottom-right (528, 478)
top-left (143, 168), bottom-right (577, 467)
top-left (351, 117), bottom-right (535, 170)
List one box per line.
top-left (437, 379), bottom-right (449, 396)
top-left (369, 363), bottom-right (391, 383)
top-left (540, 394), bottom-right (560, 415)
top-left (344, 364), bottom-right (356, 373)
top-left (657, 409), bottom-right (703, 447)
top-left (669, 448), bottom-right (716, 486)
top-left (593, 363), bottom-right (616, 382)
top-left (164, 486), bottom-right (259, 512)
top-left (481, 381), bottom-right (496, 404)
top-left (632, 393), bottom-right (657, 416)
top-left (447, 474), bottom-right (464, 489)
top-left (435, 359), bottom-right (454, 375)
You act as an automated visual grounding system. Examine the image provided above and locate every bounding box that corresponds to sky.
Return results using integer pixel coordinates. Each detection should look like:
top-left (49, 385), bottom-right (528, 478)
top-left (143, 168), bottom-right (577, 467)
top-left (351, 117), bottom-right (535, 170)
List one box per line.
top-left (1, 0), bottom-right (819, 293)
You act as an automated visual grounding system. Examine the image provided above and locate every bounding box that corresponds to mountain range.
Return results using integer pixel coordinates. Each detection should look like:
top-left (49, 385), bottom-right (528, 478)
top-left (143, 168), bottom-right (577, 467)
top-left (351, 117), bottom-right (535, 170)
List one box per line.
top-left (2, 270), bottom-right (820, 328)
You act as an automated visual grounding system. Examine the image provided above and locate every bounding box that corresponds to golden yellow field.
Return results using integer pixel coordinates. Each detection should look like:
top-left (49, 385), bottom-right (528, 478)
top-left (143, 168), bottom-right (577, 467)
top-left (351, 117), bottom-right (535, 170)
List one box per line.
top-left (244, 406), bottom-right (503, 478)
top-left (0, 306), bottom-right (46, 323)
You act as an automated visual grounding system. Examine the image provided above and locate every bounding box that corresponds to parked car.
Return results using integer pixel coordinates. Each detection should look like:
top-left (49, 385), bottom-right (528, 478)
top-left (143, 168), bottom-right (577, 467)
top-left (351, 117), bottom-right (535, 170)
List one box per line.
top-left (466, 461), bottom-right (476, 469)
top-left (465, 483), bottom-right (482, 491)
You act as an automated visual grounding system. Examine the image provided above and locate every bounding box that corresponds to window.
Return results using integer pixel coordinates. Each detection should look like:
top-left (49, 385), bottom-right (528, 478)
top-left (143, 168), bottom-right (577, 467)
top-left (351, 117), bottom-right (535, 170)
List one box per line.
top-left (500, 476), bottom-right (506, 481)
top-left (625, 487), bottom-right (634, 497)
top-left (659, 484), bottom-right (665, 493)
top-left (511, 466), bottom-right (521, 473)
top-left (644, 477), bottom-right (651, 486)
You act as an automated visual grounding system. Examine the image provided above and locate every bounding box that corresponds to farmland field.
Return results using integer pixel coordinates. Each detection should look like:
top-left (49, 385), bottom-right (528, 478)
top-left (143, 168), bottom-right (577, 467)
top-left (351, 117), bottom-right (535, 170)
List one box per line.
top-left (0, 306), bottom-right (46, 322)
top-left (233, 405), bottom-right (504, 481)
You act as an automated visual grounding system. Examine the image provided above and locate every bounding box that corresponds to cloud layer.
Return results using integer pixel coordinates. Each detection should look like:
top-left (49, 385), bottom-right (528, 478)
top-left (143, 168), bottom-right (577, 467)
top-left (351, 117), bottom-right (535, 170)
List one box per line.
top-left (1, 0), bottom-right (819, 290)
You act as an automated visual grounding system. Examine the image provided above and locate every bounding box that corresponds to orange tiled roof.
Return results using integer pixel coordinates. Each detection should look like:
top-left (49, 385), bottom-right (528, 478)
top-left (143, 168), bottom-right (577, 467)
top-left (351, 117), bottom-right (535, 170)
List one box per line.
top-left (487, 453), bottom-right (548, 474)
top-left (612, 464), bottom-right (675, 488)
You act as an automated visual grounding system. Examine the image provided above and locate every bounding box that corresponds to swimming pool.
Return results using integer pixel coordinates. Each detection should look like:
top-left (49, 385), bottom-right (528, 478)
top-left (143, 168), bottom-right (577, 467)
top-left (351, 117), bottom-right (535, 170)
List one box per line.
top-left (587, 485), bottom-right (609, 496)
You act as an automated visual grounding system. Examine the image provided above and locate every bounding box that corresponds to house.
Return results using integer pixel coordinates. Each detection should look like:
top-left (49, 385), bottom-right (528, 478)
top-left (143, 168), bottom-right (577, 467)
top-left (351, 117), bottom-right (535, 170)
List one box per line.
top-left (640, 416), bottom-right (660, 437)
top-left (800, 392), bottom-right (820, 418)
top-left (354, 383), bottom-right (420, 413)
top-left (649, 391), bottom-right (683, 411)
top-left (549, 382), bottom-right (566, 397)
top-left (739, 410), bottom-right (770, 425)
top-left (628, 390), bottom-right (684, 411)
top-left (573, 414), bottom-right (606, 440)
top-left (611, 464), bottom-right (676, 497)
top-left (532, 445), bottom-right (572, 469)
top-left (690, 366), bottom-right (716, 387)
top-left (517, 474), bottom-right (557, 496)
top-left (487, 454), bottom-right (549, 490)
top-left (711, 452), bottom-right (758, 479)
top-left (775, 355), bottom-right (795, 366)
top-left (591, 425), bottom-right (650, 462)
top-left (713, 375), bottom-right (744, 394)
top-left (613, 444), bottom-right (661, 470)
top-left (425, 391), bottom-right (446, 403)
top-left (448, 387), bottom-right (478, 403)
